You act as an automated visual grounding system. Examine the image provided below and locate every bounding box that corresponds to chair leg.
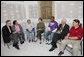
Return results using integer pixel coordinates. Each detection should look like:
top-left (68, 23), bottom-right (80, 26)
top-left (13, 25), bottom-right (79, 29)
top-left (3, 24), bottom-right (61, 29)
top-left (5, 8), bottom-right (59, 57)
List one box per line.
top-left (4, 43), bottom-right (6, 46)
top-left (81, 42), bottom-right (82, 55)
top-left (43, 36), bottom-right (45, 42)
top-left (43, 37), bottom-right (45, 42)
top-left (42, 33), bottom-right (45, 42)
top-left (7, 43), bottom-right (10, 49)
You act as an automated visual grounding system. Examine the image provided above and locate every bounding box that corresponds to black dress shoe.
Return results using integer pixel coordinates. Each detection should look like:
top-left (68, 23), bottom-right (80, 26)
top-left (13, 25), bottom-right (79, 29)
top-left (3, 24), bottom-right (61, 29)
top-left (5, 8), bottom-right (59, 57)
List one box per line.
top-left (58, 51), bottom-right (64, 56)
top-left (55, 45), bottom-right (57, 48)
top-left (15, 46), bottom-right (20, 50)
top-left (13, 43), bottom-right (17, 47)
top-left (13, 43), bottom-right (20, 50)
top-left (21, 41), bottom-right (24, 44)
top-left (49, 46), bottom-right (57, 51)
top-left (15, 45), bottom-right (20, 50)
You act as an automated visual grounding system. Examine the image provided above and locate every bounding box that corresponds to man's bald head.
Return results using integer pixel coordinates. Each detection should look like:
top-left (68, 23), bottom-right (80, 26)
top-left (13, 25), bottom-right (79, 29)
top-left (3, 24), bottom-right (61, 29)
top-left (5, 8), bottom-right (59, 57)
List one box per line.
top-left (61, 19), bottom-right (67, 25)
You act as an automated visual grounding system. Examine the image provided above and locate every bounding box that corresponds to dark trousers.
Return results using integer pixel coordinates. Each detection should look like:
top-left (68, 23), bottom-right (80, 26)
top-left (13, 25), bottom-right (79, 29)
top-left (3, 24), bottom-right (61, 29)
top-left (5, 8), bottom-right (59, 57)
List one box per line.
top-left (16, 33), bottom-right (25, 43)
top-left (51, 33), bottom-right (64, 47)
top-left (9, 34), bottom-right (19, 47)
top-left (37, 30), bottom-right (44, 41)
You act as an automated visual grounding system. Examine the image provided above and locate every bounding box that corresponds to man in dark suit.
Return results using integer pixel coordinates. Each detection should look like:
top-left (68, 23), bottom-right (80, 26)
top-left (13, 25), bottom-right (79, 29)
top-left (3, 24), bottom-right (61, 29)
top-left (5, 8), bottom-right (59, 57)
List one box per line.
top-left (2, 20), bottom-right (20, 50)
top-left (49, 19), bottom-right (69, 51)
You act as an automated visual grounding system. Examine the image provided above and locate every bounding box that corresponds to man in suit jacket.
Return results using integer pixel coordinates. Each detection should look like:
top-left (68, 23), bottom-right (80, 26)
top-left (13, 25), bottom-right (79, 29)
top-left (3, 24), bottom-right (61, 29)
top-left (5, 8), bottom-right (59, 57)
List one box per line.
top-left (2, 20), bottom-right (13, 44)
top-left (49, 19), bottom-right (69, 51)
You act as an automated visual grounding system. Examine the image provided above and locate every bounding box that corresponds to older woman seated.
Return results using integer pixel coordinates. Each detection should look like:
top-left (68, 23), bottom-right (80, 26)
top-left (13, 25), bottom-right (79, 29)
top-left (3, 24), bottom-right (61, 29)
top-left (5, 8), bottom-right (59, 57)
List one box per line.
top-left (12, 20), bottom-right (25, 44)
top-left (36, 18), bottom-right (45, 44)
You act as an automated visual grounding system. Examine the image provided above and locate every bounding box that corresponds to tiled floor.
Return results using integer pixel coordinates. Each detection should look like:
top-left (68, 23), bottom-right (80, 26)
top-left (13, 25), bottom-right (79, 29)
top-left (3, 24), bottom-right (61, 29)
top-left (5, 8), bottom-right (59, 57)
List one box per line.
top-left (1, 39), bottom-right (83, 56)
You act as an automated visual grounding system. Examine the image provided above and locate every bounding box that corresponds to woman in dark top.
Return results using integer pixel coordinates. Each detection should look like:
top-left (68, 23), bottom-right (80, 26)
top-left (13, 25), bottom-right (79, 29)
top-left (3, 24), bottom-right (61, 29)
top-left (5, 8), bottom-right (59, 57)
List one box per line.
top-left (36, 18), bottom-right (45, 44)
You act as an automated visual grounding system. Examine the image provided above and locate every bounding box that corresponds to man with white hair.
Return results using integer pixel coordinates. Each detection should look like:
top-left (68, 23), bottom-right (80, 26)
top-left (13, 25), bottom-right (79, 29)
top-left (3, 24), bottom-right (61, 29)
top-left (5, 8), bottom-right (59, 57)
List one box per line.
top-left (49, 19), bottom-right (69, 51)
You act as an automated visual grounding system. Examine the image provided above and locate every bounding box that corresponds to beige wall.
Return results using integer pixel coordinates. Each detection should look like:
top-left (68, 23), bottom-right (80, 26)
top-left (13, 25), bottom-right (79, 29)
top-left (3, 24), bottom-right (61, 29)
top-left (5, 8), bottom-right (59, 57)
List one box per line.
top-left (1, 1), bottom-right (83, 26)
top-left (54, 1), bottom-right (83, 26)
top-left (1, 1), bottom-right (26, 24)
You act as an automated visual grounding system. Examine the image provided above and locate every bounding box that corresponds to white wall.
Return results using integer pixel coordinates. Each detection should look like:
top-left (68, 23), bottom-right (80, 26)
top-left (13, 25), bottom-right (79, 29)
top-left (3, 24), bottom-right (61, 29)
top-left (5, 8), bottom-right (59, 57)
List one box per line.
top-left (54, 1), bottom-right (83, 27)
top-left (1, 1), bottom-right (38, 29)
top-left (1, 1), bottom-right (83, 30)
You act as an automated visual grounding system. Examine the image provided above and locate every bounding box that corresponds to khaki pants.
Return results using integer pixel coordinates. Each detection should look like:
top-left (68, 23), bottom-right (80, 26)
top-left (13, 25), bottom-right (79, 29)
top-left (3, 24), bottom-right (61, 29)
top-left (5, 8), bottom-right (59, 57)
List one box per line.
top-left (60, 39), bottom-right (80, 56)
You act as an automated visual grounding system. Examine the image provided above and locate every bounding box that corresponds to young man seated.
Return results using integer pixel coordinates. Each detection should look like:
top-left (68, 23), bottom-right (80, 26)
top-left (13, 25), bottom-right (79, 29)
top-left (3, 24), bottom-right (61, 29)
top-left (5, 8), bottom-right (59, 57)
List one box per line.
top-left (45, 16), bottom-right (58, 44)
top-left (49, 19), bottom-right (69, 51)
top-left (58, 19), bottom-right (83, 56)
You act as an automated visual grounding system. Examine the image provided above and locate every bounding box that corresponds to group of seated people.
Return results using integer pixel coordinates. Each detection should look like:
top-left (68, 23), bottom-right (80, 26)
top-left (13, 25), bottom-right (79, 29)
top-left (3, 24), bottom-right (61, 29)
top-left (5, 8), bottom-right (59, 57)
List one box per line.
top-left (2, 16), bottom-right (83, 56)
